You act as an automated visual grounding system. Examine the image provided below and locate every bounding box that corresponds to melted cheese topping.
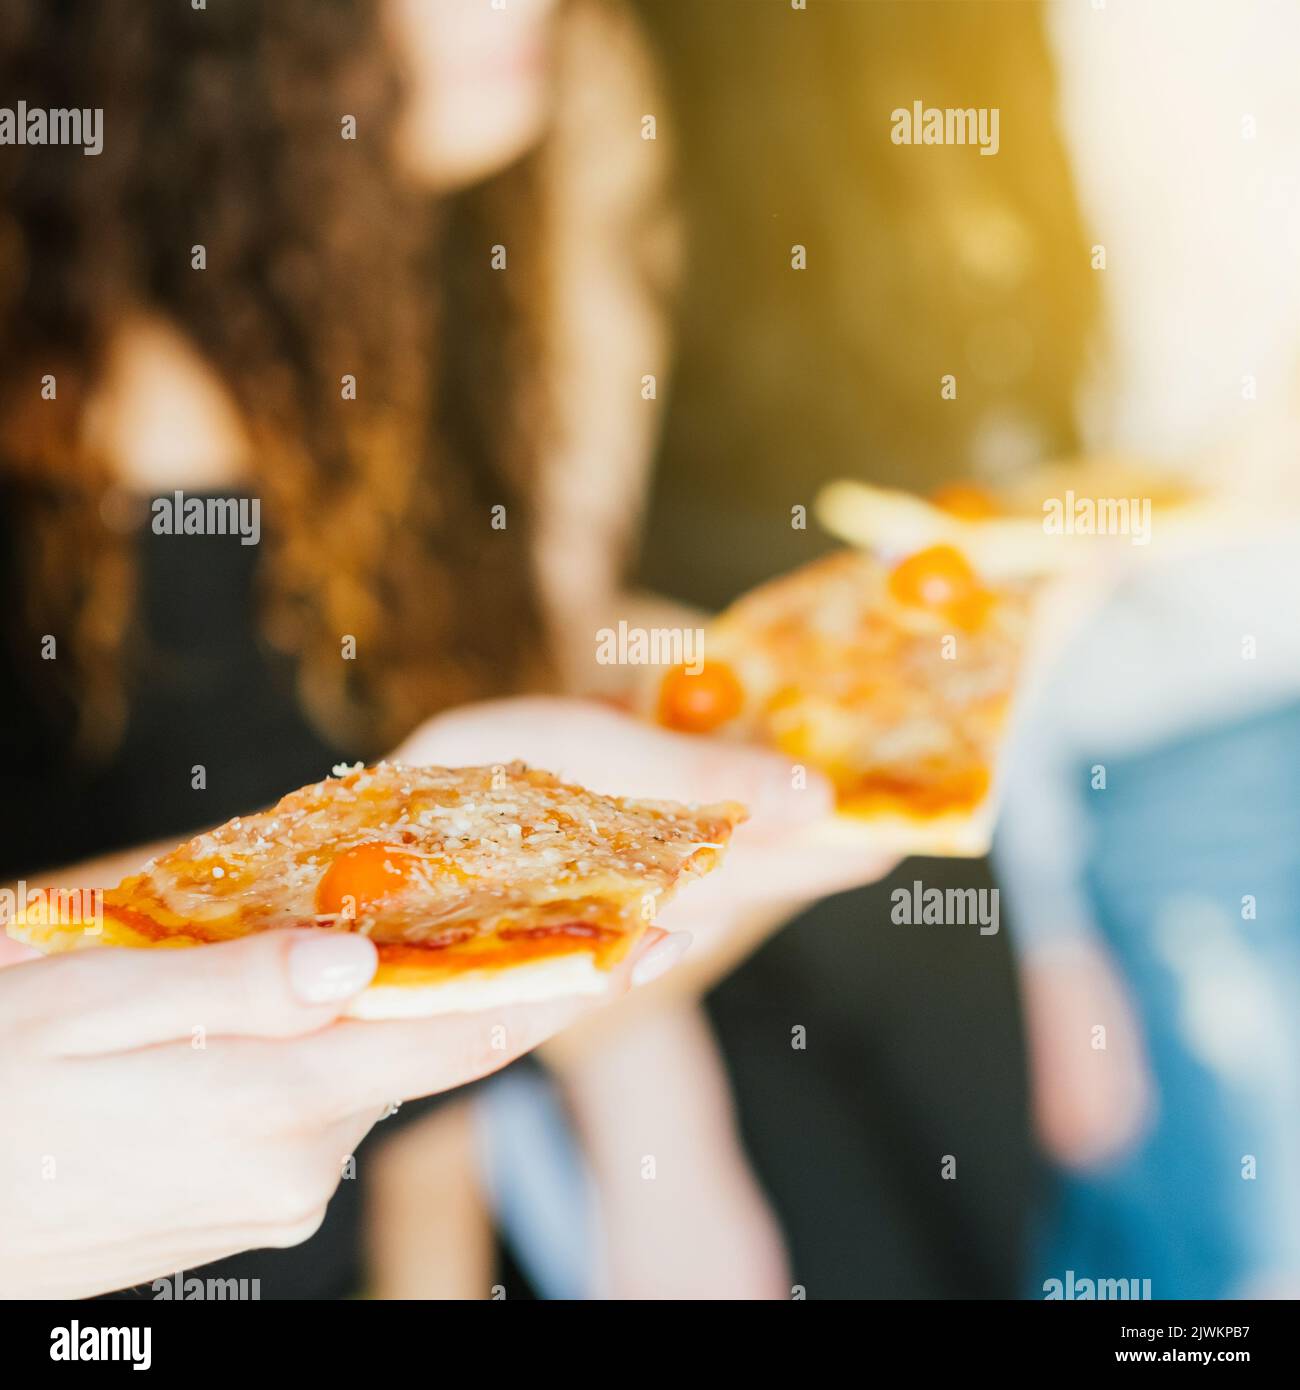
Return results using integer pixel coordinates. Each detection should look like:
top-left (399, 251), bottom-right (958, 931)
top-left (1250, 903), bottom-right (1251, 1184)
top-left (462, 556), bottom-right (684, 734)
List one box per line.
top-left (689, 550), bottom-right (1031, 817)
top-left (101, 762), bottom-right (744, 974)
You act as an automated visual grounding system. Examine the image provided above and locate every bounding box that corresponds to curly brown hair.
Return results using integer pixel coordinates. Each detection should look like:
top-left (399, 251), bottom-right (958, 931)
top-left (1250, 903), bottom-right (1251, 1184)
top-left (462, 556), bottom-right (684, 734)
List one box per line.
top-left (0, 0), bottom-right (552, 759)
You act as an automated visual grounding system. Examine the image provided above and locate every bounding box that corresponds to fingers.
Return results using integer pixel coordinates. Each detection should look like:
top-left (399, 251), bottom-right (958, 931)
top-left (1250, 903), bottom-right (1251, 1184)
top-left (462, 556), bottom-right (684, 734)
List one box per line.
top-left (297, 998), bottom-right (599, 1117)
top-left (0, 934), bottom-right (40, 969)
top-left (662, 839), bottom-right (898, 921)
top-left (669, 736), bottom-right (834, 838)
top-left (394, 695), bottom-right (834, 832)
top-left (271, 930), bottom-right (683, 1119)
top-left (88, 929), bottom-right (684, 1128)
top-left (18, 929), bottom-right (378, 1055)
top-left (330, 1108), bottom-right (386, 1169)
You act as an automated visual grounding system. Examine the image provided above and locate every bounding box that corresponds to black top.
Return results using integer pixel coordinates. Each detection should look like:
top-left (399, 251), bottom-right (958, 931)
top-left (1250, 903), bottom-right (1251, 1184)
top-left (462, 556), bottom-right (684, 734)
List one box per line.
top-left (1, 487), bottom-right (352, 874)
top-left (0, 485), bottom-right (431, 1299)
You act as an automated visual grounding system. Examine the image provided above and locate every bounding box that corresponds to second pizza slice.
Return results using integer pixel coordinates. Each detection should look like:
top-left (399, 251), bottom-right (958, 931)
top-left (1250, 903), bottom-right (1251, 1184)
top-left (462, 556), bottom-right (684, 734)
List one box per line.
top-left (654, 546), bottom-right (1035, 856)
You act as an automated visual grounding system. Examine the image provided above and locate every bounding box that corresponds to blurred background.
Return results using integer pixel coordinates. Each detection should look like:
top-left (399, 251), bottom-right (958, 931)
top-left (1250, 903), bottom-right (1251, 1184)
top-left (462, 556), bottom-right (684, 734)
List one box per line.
top-left (3, 0), bottom-right (1298, 1299)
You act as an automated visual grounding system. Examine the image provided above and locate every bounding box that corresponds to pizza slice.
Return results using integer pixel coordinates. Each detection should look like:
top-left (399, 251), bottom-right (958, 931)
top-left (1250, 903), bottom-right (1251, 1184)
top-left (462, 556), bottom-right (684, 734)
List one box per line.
top-left (6, 761), bottom-right (744, 1018)
top-left (653, 547), bottom-right (1033, 856)
top-left (816, 459), bottom-right (1218, 577)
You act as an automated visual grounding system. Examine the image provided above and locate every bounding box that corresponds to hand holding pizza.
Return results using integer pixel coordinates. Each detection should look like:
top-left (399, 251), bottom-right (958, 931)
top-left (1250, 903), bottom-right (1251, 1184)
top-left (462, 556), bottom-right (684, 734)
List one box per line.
top-left (0, 918), bottom-right (674, 1299)
top-left (0, 692), bottom-right (894, 1298)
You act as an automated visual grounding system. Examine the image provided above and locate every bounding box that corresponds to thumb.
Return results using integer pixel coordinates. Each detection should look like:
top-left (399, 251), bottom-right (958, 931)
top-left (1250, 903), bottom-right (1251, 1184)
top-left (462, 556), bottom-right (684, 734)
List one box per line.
top-left (685, 741), bottom-right (835, 840)
top-left (0, 934), bottom-right (40, 969)
top-left (19, 928), bottom-right (378, 1055)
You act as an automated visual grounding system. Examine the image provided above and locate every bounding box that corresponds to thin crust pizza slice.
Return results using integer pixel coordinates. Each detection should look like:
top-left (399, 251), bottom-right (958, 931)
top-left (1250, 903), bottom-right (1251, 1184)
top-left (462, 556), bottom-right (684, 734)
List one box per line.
top-left (816, 460), bottom-right (1221, 578)
top-left (653, 547), bottom-right (1033, 856)
top-left (7, 762), bottom-right (745, 1018)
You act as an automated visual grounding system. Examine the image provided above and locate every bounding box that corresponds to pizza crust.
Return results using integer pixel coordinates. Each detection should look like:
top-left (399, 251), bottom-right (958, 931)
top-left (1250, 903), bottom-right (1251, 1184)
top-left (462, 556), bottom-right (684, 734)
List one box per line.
top-left (815, 479), bottom-right (1070, 578)
top-left (345, 951), bottom-right (612, 1019)
top-left (803, 805), bottom-right (996, 859)
top-left (815, 474), bottom-right (1230, 578)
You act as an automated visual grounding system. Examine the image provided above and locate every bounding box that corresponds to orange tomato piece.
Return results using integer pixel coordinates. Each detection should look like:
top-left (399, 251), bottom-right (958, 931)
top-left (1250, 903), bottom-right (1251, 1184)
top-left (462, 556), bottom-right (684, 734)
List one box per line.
top-left (315, 842), bottom-right (421, 918)
top-left (930, 482), bottom-right (999, 519)
top-left (888, 544), bottom-right (980, 608)
top-left (658, 660), bottom-right (745, 734)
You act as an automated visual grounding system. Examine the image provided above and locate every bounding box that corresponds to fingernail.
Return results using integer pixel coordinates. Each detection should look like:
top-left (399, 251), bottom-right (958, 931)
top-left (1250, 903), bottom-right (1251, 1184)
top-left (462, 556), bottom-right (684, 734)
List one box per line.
top-left (289, 933), bottom-right (377, 1003)
top-left (631, 930), bottom-right (692, 988)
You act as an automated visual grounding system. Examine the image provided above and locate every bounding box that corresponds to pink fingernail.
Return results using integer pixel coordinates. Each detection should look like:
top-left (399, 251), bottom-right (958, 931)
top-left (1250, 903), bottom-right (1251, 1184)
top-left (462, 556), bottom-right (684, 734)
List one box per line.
top-left (289, 933), bottom-right (377, 1003)
top-left (630, 931), bottom-right (693, 988)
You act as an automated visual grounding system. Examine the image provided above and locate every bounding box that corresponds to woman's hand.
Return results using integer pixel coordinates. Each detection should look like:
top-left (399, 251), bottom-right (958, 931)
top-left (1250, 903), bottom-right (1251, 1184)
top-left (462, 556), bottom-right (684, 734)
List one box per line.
top-left (0, 922), bottom-right (667, 1299)
top-left (393, 696), bottom-right (899, 992)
